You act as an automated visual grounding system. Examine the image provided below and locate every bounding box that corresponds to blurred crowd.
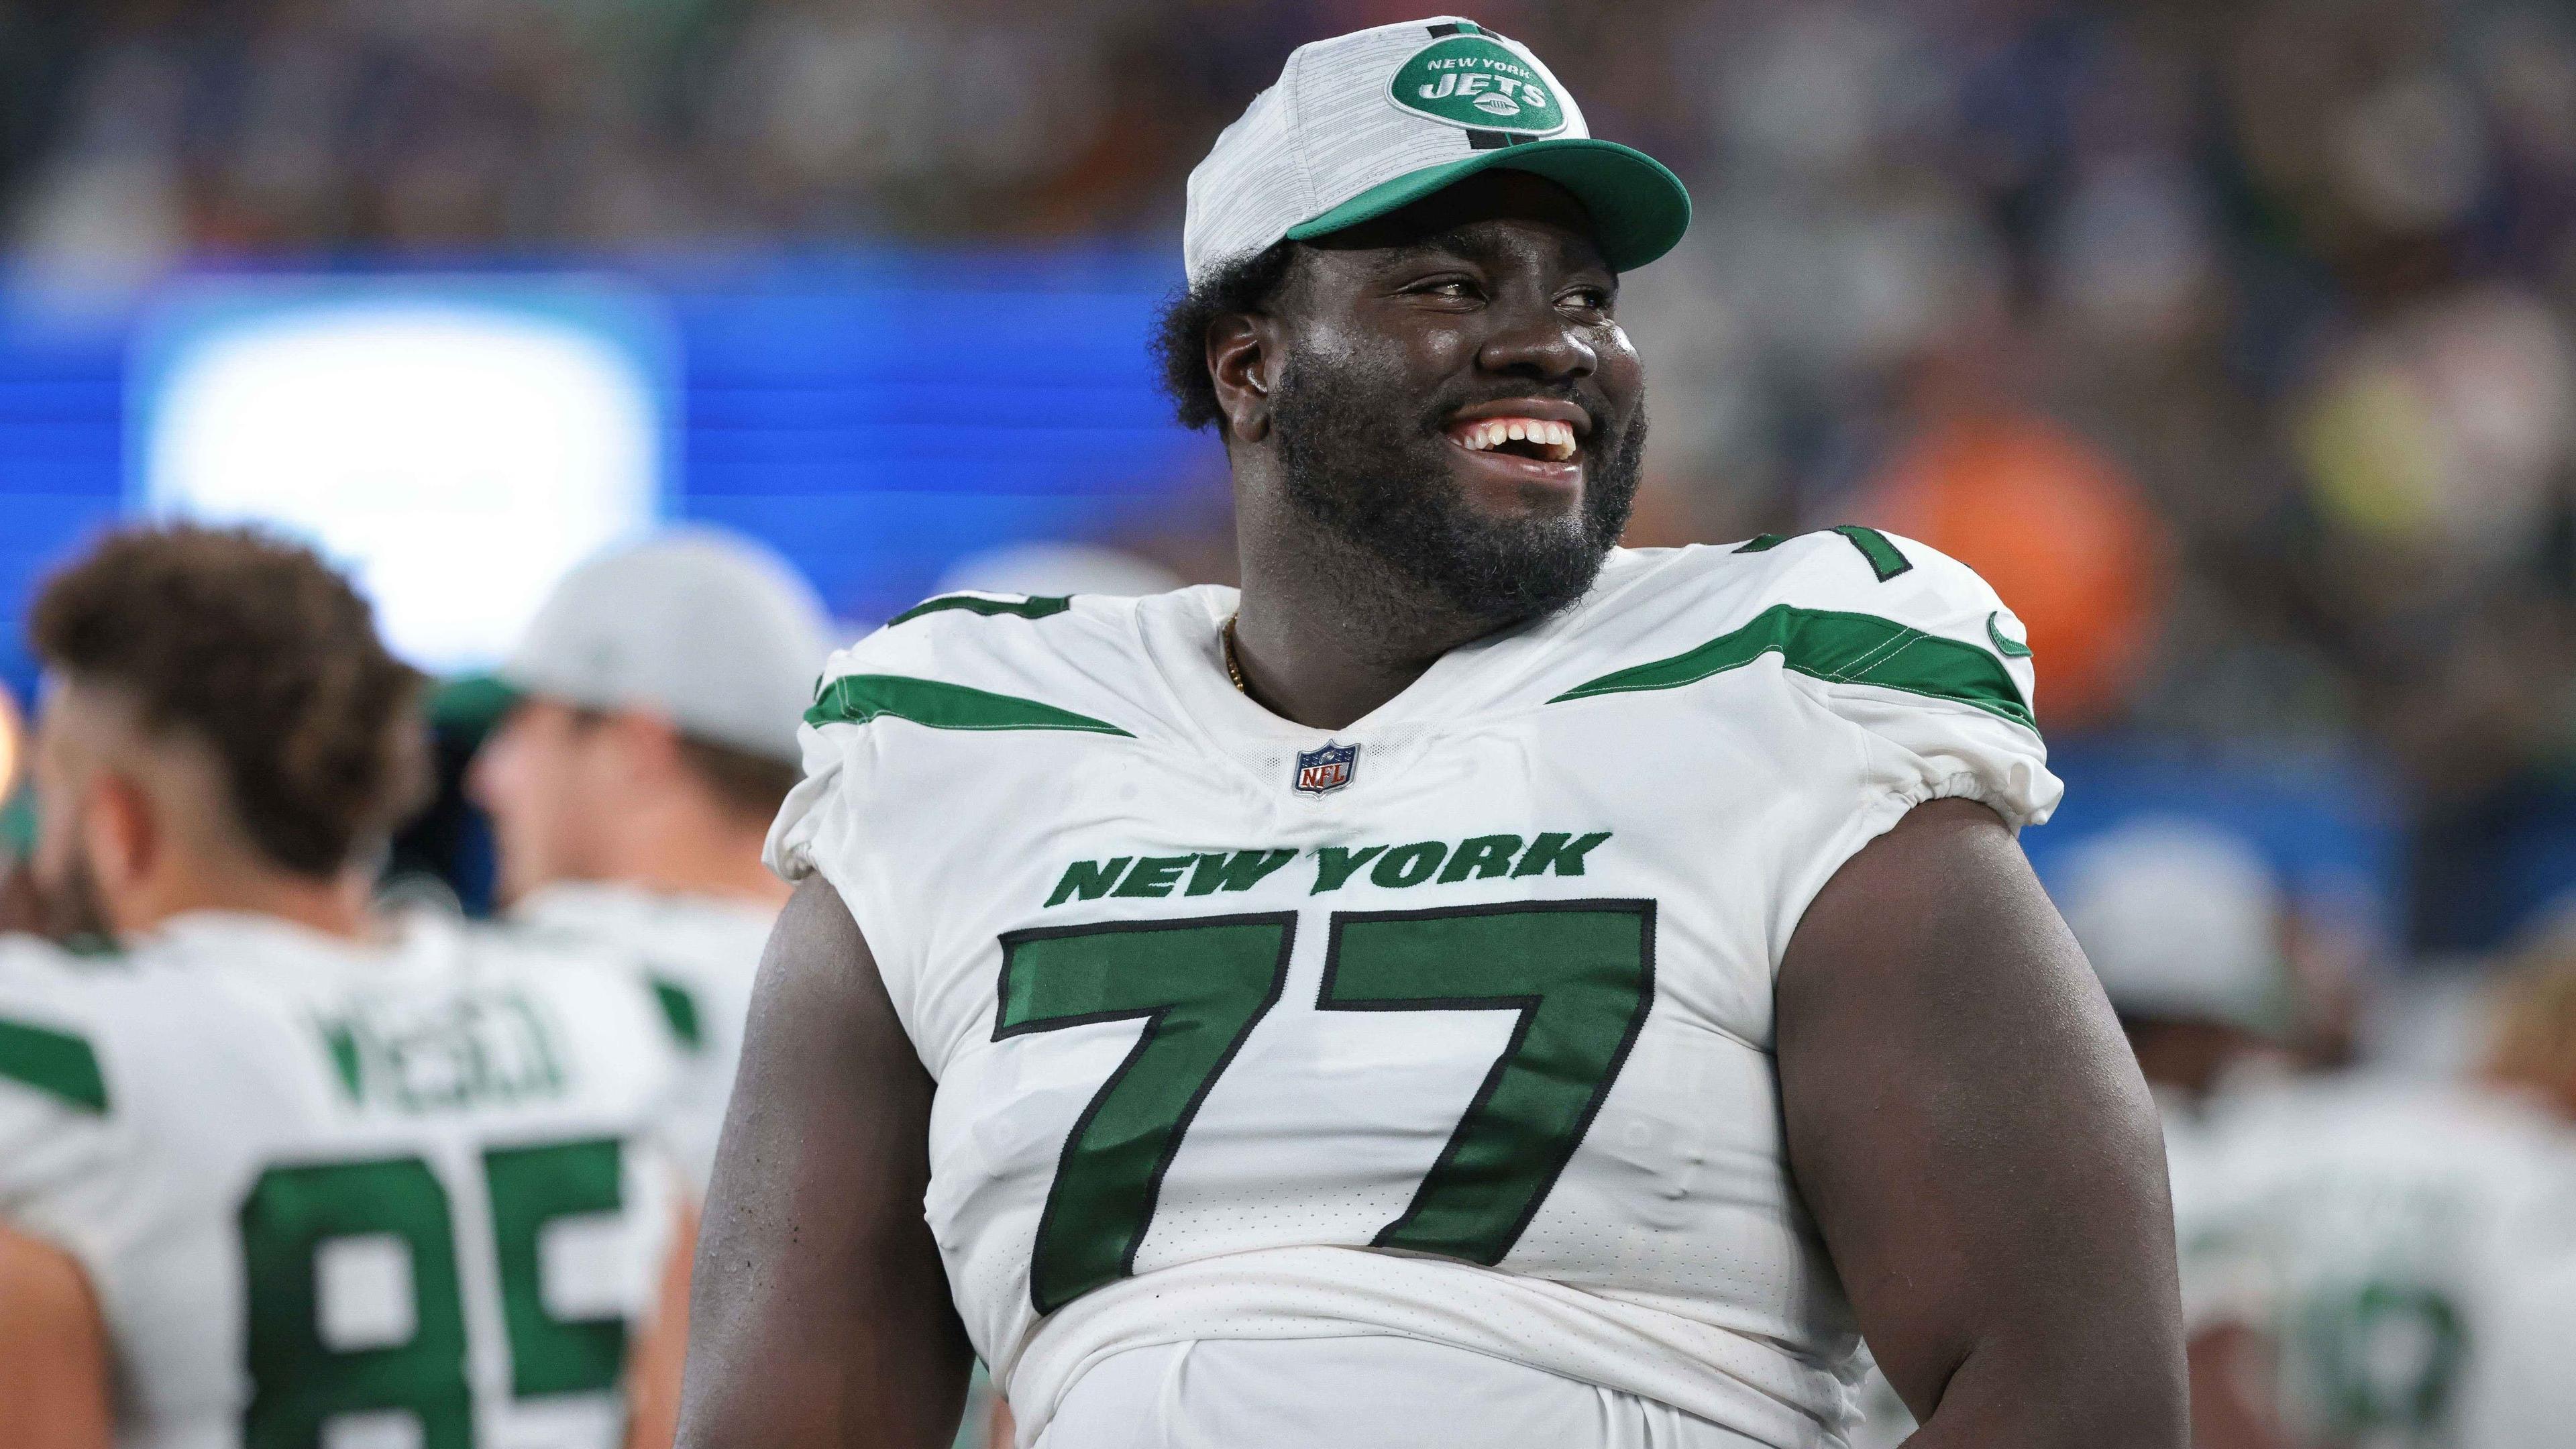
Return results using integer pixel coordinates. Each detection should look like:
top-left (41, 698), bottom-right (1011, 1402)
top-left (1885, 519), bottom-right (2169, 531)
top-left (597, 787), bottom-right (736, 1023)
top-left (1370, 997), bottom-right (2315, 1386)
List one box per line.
top-left (13, 0), bottom-right (2576, 949)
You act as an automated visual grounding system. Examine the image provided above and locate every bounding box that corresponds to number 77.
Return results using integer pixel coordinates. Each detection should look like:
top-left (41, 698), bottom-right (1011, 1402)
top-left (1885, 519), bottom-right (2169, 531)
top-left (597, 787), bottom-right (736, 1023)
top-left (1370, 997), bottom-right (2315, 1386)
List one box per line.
top-left (996, 900), bottom-right (1655, 1316)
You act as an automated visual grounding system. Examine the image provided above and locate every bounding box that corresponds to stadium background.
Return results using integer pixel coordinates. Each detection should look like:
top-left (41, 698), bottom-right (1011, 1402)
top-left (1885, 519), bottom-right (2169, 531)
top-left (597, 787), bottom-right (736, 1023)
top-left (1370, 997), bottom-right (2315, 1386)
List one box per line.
top-left (0, 0), bottom-right (2567, 988)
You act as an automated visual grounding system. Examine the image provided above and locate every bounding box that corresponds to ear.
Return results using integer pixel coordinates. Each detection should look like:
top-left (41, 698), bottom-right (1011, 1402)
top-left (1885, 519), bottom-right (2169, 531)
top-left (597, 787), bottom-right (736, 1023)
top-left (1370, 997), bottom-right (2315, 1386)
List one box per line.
top-left (608, 712), bottom-right (686, 788)
top-left (81, 772), bottom-right (155, 906)
top-left (1208, 310), bottom-right (1283, 446)
top-left (461, 711), bottom-right (517, 812)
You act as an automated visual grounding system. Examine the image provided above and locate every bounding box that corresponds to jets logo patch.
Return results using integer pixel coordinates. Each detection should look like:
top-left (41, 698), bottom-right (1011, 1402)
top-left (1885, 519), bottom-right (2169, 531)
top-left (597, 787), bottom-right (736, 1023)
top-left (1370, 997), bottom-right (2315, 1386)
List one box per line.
top-left (1387, 35), bottom-right (1567, 135)
top-left (1294, 741), bottom-right (1358, 796)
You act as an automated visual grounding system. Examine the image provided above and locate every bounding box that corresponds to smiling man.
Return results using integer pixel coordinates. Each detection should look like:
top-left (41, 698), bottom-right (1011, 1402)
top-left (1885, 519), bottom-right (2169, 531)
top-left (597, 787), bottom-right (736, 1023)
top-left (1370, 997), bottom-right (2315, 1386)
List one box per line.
top-left (679, 18), bottom-right (2184, 1449)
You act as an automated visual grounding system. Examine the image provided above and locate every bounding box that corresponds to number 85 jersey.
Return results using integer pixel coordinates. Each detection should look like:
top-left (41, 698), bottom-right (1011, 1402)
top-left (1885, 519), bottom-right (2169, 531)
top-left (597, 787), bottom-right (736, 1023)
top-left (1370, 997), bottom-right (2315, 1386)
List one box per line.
top-left (770, 534), bottom-right (2061, 1449)
top-left (0, 913), bottom-right (685, 1449)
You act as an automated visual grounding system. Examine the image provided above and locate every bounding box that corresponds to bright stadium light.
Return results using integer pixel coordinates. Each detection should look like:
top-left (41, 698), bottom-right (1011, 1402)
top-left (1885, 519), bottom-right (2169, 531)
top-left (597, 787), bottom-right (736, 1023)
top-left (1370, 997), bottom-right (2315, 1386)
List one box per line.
top-left (133, 284), bottom-right (672, 672)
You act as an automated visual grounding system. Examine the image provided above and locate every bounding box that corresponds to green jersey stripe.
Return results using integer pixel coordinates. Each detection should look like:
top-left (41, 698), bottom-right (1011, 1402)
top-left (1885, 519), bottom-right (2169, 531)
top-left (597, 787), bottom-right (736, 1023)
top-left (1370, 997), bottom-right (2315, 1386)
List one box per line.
top-left (0, 1016), bottom-right (109, 1112)
top-left (648, 978), bottom-right (704, 1053)
top-left (1830, 525), bottom-right (1914, 581)
top-left (888, 594), bottom-right (1073, 627)
top-left (807, 674), bottom-right (1133, 737)
top-left (1549, 603), bottom-right (2036, 732)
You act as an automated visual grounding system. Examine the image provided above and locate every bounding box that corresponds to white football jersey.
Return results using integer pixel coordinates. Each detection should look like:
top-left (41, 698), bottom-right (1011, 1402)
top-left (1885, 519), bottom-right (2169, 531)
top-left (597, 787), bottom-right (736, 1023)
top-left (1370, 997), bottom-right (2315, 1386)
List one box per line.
top-left (769, 534), bottom-right (2059, 1448)
top-left (507, 882), bottom-right (775, 1191)
top-left (2186, 1081), bottom-right (2576, 1449)
top-left (0, 910), bottom-right (686, 1449)
top-left (2459, 1228), bottom-right (2576, 1449)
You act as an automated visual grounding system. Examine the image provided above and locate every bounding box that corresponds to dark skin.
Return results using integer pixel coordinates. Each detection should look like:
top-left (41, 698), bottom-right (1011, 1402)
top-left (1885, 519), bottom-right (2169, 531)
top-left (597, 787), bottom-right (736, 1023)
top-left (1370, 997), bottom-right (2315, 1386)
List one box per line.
top-left (677, 174), bottom-right (2186, 1448)
top-left (1217, 172), bottom-right (1642, 730)
top-left (679, 876), bottom-right (973, 1447)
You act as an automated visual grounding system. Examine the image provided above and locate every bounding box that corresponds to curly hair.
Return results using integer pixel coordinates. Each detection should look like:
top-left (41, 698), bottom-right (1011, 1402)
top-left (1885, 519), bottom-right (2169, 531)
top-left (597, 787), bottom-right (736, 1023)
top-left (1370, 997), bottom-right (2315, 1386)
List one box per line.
top-left (1150, 241), bottom-right (1302, 431)
top-left (30, 524), bottom-right (431, 877)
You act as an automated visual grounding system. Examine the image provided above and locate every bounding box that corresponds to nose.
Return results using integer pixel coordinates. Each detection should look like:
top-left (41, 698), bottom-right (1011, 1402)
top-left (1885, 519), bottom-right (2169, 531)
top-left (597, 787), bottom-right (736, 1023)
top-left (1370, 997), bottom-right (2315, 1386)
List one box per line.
top-left (1475, 289), bottom-right (1597, 382)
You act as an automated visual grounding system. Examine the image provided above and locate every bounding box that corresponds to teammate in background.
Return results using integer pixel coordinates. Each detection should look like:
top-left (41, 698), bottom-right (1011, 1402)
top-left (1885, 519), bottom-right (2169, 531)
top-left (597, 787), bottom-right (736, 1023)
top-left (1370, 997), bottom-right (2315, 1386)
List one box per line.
top-left (2461, 943), bottom-right (2576, 1448)
top-left (467, 529), bottom-right (835, 1192)
top-left (683, 17), bottom-right (2183, 1449)
top-left (2078, 836), bottom-right (2576, 1449)
top-left (2055, 818), bottom-right (2301, 1110)
top-left (2174, 991), bottom-right (2576, 1449)
top-left (0, 525), bottom-right (692, 1449)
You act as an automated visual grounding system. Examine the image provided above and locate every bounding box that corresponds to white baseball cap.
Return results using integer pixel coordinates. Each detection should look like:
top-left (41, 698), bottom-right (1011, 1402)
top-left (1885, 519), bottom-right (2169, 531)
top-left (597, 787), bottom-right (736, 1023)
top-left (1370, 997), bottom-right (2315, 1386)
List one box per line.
top-left (2055, 817), bottom-right (2290, 1036)
top-left (476, 528), bottom-right (835, 764)
top-left (1184, 16), bottom-right (1691, 286)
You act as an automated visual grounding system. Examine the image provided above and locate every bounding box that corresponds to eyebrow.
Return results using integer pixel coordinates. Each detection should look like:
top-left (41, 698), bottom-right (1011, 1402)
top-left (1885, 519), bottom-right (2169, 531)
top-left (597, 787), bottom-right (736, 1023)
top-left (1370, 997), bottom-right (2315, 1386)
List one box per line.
top-left (1371, 229), bottom-right (1485, 264)
top-left (1373, 229), bottom-right (1615, 278)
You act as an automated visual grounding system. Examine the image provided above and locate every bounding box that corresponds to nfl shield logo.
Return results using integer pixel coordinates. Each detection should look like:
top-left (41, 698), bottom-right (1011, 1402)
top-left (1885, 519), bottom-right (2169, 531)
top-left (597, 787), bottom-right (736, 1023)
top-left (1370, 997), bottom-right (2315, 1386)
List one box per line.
top-left (1294, 741), bottom-right (1358, 796)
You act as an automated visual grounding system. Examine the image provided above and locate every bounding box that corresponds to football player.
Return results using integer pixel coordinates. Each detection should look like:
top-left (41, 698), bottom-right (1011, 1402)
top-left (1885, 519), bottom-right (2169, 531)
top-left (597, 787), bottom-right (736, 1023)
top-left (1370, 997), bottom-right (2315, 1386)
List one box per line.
top-left (682, 17), bottom-right (2185, 1449)
top-left (466, 529), bottom-right (835, 1192)
top-left (2176, 935), bottom-right (2576, 1449)
top-left (0, 525), bottom-right (692, 1449)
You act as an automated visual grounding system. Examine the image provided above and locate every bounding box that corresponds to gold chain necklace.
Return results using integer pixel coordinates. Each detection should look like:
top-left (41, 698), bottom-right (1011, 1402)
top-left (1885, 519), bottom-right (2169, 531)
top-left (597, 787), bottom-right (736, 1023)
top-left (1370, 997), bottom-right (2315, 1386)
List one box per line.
top-left (1221, 614), bottom-right (1248, 692)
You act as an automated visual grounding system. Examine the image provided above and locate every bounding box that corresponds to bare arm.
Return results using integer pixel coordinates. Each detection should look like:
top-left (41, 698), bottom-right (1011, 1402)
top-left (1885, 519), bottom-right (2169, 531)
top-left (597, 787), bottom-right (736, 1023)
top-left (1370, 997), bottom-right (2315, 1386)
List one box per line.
top-left (675, 875), bottom-right (973, 1449)
top-left (1778, 799), bottom-right (2186, 1449)
top-left (0, 1225), bottom-right (113, 1449)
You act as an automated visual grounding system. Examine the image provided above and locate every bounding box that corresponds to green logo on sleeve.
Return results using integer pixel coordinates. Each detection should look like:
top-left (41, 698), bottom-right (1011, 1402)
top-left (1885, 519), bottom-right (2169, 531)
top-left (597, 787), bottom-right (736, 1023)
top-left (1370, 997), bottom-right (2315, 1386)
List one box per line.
top-left (1389, 36), bottom-right (1568, 133)
top-left (1987, 611), bottom-right (2033, 659)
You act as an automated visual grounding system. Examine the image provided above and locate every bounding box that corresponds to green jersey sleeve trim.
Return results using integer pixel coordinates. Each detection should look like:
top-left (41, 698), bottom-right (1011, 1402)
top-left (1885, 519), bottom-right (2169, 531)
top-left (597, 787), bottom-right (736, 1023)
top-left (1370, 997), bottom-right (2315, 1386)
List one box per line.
top-left (888, 594), bottom-right (1073, 627)
top-left (1829, 525), bottom-right (1914, 581)
top-left (806, 674), bottom-right (1134, 737)
top-left (1728, 528), bottom-right (1910, 578)
top-left (1549, 604), bottom-right (2037, 733)
top-left (0, 1016), bottom-right (108, 1113)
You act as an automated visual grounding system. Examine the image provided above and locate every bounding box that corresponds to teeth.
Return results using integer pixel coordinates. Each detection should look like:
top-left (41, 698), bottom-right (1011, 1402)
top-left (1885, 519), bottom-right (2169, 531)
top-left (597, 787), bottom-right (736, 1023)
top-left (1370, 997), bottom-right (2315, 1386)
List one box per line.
top-left (1453, 417), bottom-right (1580, 460)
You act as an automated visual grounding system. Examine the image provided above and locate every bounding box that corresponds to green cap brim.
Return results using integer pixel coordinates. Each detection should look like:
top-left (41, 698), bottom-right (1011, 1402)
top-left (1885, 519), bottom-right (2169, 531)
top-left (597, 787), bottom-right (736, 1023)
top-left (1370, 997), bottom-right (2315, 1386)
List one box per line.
top-left (1285, 138), bottom-right (1692, 273)
top-left (429, 673), bottom-right (525, 735)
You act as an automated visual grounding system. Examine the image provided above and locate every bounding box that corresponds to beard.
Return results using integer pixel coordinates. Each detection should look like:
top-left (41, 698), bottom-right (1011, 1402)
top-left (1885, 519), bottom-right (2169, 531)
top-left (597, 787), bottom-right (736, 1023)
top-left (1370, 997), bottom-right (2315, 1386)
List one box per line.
top-left (1269, 347), bottom-right (1646, 625)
